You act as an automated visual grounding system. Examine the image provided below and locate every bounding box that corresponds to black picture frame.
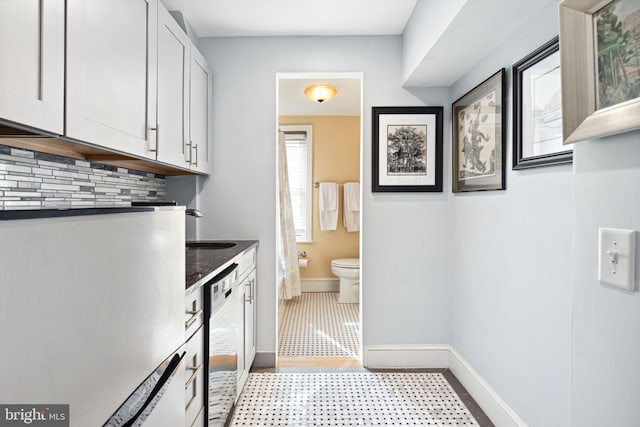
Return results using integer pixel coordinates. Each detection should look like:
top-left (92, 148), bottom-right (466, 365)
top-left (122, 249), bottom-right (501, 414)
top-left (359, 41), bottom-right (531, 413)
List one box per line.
top-left (452, 68), bottom-right (506, 193)
top-left (372, 106), bottom-right (443, 192)
top-left (513, 37), bottom-right (572, 169)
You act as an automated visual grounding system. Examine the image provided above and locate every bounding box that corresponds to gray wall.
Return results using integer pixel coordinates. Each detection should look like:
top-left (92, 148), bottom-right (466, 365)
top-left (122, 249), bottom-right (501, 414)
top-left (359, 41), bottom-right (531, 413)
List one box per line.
top-left (571, 134), bottom-right (640, 426)
top-left (448, 3), bottom-right (573, 426)
top-left (192, 36), bottom-right (453, 357)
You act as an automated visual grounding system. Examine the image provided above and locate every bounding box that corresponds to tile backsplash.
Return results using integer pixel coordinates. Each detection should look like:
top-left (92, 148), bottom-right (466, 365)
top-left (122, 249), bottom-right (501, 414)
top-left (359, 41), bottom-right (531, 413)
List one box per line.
top-left (0, 145), bottom-right (165, 210)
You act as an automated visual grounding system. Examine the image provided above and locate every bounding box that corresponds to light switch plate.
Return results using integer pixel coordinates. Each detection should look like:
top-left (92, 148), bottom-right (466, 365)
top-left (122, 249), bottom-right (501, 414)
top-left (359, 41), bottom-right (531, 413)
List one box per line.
top-left (598, 228), bottom-right (636, 291)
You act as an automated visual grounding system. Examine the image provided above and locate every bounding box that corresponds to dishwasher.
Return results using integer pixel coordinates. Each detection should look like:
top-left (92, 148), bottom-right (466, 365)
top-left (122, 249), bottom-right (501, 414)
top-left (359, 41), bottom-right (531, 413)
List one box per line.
top-left (203, 263), bottom-right (239, 427)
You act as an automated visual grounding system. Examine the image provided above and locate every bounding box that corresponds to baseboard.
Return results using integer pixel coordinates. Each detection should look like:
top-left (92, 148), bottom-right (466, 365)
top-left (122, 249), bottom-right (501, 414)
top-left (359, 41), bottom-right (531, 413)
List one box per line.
top-left (363, 345), bottom-right (527, 427)
top-left (448, 347), bottom-right (528, 427)
top-left (301, 278), bottom-right (339, 292)
top-left (252, 352), bottom-right (276, 368)
top-left (363, 344), bottom-right (450, 368)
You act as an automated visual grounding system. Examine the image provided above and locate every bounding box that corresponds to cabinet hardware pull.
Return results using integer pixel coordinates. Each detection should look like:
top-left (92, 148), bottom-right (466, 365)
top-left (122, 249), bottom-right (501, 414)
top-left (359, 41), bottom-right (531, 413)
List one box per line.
top-left (149, 125), bottom-right (159, 152)
top-left (186, 139), bottom-right (193, 164)
top-left (245, 278), bottom-right (255, 303)
top-left (192, 144), bottom-right (198, 167)
top-left (184, 363), bottom-right (202, 390)
top-left (184, 309), bottom-right (202, 329)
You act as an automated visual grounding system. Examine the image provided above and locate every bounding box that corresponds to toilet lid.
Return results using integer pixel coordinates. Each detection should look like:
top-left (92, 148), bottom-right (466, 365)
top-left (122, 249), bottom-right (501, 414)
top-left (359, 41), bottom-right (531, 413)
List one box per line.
top-left (331, 258), bottom-right (359, 268)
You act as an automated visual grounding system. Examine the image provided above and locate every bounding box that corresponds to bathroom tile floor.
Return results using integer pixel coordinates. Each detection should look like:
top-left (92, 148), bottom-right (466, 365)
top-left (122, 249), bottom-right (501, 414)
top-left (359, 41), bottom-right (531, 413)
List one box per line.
top-left (279, 292), bottom-right (359, 358)
top-left (233, 369), bottom-right (494, 426)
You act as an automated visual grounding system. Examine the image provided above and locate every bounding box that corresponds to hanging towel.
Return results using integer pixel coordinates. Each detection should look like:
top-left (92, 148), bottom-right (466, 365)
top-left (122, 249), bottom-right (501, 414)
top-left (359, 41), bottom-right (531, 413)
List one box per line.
top-left (319, 182), bottom-right (338, 231)
top-left (343, 182), bottom-right (360, 232)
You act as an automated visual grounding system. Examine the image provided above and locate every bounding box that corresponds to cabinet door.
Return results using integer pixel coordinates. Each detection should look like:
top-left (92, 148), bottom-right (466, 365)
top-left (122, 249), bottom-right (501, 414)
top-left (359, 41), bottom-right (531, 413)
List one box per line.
top-left (0, 0), bottom-right (64, 133)
top-left (188, 47), bottom-right (212, 173)
top-left (244, 269), bottom-right (256, 371)
top-left (156, 3), bottom-right (189, 166)
top-left (66, 0), bottom-right (157, 159)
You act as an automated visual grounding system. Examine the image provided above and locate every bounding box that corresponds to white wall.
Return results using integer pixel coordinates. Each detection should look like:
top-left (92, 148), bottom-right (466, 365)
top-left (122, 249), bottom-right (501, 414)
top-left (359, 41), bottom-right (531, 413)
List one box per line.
top-left (449, 2), bottom-right (573, 426)
top-left (402, 0), bottom-right (467, 82)
top-left (571, 133), bottom-right (640, 426)
top-left (193, 36), bottom-right (453, 355)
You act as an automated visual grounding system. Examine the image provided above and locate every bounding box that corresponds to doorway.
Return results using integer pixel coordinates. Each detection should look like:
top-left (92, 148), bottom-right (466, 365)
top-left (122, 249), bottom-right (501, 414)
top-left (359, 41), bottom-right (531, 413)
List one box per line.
top-left (275, 72), bottom-right (363, 368)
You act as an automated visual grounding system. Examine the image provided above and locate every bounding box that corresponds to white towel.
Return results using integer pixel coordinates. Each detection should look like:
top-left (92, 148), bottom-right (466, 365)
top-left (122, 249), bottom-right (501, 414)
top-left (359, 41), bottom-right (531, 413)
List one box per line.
top-left (319, 182), bottom-right (338, 231)
top-left (343, 182), bottom-right (360, 232)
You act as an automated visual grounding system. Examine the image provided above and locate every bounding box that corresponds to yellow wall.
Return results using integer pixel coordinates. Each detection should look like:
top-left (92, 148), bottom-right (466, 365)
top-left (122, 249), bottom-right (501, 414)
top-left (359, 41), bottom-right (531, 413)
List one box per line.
top-left (280, 115), bottom-right (360, 279)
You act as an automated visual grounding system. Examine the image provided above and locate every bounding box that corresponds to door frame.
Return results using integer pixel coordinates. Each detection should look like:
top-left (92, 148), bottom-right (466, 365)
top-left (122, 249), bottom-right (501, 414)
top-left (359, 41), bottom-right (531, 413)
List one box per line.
top-left (274, 71), bottom-right (364, 366)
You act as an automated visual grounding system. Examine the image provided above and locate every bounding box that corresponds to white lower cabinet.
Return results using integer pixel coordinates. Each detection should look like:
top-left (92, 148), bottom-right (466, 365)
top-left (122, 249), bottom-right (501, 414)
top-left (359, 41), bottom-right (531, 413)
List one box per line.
top-left (184, 325), bottom-right (205, 427)
top-left (237, 266), bottom-right (257, 394)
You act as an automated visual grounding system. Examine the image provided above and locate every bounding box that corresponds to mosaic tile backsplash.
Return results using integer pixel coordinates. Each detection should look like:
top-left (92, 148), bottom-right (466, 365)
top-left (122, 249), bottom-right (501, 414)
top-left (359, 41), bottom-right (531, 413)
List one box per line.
top-left (0, 145), bottom-right (165, 210)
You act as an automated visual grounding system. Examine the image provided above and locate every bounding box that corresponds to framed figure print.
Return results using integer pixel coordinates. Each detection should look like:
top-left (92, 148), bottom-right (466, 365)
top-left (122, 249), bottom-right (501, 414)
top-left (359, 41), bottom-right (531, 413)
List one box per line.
top-left (513, 37), bottom-right (573, 169)
top-left (372, 106), bottom-right (443, 192)
top-left (559, 0), bottom-right (640, 143)
top-left (452, 68), bottom-right (506, 192)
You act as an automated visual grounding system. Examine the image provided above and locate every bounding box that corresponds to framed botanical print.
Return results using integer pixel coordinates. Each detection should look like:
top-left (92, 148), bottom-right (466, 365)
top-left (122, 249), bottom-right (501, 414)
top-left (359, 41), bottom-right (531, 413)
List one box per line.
top-left (513, 37), bottom-right (573, 169)
top-left (559, 0), bottom-right (640, 143)
top-left (372, 106), bottom-right (443, 192)
top-left (452, 69), bottom-right (506, 192)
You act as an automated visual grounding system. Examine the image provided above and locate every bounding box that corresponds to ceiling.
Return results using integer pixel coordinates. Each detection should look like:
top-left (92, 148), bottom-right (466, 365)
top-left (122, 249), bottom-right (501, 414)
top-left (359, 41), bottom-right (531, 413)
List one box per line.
top-left (161, 0), bottom-right (418, 37)
top-left (278, 78), bottom-right (361, 116)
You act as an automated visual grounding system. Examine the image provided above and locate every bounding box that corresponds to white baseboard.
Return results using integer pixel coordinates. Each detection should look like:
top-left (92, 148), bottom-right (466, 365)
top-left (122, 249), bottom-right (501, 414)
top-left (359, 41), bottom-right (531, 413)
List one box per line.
top-left (364, 344), bottom-right (450, 368)
top-left (363, 345), bottom-right (527, 427)
top-left (448, 347), bottom-right (528, 427)
top-left (301, 278), bottom-right (339, 292)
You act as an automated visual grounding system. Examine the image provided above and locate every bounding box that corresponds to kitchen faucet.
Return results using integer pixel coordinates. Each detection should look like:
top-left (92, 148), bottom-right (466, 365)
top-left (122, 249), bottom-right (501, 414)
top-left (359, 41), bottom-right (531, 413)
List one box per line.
top-left (184, 209), bottom-right (204, 218)
top-left (185, 209), bottom-right (203, 218)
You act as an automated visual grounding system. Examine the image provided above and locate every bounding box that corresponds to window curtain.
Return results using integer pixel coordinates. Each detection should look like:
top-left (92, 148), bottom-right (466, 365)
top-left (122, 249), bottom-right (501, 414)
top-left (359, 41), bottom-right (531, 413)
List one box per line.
top-left (277, 131), bottom-right (301, 300)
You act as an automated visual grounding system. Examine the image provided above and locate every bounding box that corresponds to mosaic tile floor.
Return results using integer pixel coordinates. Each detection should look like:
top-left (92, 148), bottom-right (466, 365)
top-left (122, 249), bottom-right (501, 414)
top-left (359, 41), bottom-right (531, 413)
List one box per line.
top-left (231, 372), bottom-right (480, 426)
top-left (279, 292), bottom-right (359, 358)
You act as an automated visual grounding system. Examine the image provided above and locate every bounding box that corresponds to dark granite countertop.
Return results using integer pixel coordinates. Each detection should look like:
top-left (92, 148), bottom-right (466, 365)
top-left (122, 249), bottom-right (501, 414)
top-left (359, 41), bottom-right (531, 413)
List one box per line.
top-left (185, 240), bottom-right (259, 291)
top-left (0, 207), bottom-right (155, 220)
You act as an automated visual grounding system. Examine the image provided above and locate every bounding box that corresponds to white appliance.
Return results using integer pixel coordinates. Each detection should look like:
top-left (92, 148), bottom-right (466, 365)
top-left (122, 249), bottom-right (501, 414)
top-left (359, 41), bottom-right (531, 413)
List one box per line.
top-left (0, 207), bottom-right (186, 426)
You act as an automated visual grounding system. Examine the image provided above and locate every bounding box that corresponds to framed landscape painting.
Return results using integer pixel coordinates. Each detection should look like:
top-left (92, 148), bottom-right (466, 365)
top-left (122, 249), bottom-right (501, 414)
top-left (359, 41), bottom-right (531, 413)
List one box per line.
top-left (559, 0), bottom-right (640, 143)
top-left (451, 69), bottom-right (506, 192)
top-left (372, 106), bottom-right (443, 192)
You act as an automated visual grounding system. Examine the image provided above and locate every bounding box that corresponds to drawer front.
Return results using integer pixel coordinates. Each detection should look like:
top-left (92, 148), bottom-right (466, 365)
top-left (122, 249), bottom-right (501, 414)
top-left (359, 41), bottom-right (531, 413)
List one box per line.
top-left (190, 406), bottom-right (204, 427)
top-left (237, 247), bottom-right (256, 281)
top-left (185, 286), bottom-right (204, 339)
top-left (185, 325), bottom-right (204, 426)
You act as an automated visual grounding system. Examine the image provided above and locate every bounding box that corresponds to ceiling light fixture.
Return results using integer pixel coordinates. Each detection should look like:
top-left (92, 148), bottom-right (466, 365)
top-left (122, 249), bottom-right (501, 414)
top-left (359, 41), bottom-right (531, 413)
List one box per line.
top-left (304, 85), bottom-right (337, 103)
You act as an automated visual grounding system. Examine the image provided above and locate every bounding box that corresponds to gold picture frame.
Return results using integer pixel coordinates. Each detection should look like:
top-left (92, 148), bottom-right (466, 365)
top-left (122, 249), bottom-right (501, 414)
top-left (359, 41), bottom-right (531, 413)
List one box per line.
top-left (559, 0), bottom-right (640, 144)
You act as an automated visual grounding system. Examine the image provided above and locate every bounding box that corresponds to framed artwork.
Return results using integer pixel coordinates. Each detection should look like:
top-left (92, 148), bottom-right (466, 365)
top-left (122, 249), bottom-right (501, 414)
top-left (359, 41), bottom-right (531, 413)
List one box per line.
top-left (559, 0), bottom-right (640, 144)
top-left (451, 68), bottom-right (506, 192)
top-left (513, 37), bottom-right (573, 169)
top-left (372, 106), bottom-right (443, 192)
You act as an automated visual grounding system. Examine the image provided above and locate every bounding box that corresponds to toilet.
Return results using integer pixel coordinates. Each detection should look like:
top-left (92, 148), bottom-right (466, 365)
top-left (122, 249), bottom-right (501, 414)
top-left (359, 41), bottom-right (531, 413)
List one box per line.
top-left (331, 258), bottom-right (360, 303)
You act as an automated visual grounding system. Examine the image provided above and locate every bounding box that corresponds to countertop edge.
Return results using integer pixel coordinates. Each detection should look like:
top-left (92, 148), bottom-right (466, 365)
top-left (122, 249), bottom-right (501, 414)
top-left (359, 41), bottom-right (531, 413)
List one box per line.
top-left (185, 240), bottom-right (259, 293)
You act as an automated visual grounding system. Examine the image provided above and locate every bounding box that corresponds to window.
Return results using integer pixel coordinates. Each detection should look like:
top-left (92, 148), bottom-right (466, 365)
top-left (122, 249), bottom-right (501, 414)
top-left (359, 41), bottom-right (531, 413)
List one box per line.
top-left (282, 125), bottom-right (312, 242)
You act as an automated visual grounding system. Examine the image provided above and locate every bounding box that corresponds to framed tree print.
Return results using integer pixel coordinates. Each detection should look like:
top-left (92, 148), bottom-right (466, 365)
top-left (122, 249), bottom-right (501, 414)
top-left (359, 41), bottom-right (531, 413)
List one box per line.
top-left (452, 68), bottom-right (506, 192)
top-left (372, 106), bottom-right (443, 192)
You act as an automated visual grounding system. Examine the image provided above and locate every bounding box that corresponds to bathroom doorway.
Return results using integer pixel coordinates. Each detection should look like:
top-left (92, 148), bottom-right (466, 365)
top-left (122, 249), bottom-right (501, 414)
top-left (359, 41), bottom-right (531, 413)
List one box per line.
top-left (275, 72), bottom-right (363, 368)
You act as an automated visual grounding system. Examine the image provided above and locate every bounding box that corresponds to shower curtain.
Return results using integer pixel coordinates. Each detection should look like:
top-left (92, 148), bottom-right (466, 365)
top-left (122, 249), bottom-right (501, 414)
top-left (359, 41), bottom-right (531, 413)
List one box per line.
top-left (277, 131), bottom-right (301, 300)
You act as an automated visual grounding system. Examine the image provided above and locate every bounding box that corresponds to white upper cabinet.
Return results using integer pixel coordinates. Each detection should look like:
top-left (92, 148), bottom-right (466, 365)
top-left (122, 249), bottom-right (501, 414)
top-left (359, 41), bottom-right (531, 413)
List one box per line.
top-left (189, 47), bottom-right (212, 173)
top-left (66, 0), bottom-right (157, 159)
top-left (156, 3), bottom-right (190, 166)
top-left (0, 0), bottom-right (64, 134)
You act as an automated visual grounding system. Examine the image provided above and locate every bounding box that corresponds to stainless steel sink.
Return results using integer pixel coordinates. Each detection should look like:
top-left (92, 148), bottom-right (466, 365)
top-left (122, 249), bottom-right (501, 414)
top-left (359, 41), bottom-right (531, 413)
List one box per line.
top-left (186, 241), bottom-right (236, 249)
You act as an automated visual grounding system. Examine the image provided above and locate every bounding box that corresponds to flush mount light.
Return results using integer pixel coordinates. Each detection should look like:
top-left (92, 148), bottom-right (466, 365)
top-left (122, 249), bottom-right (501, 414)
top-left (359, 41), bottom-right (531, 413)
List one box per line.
top-left (304, 85), bottom-right (337, 103)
